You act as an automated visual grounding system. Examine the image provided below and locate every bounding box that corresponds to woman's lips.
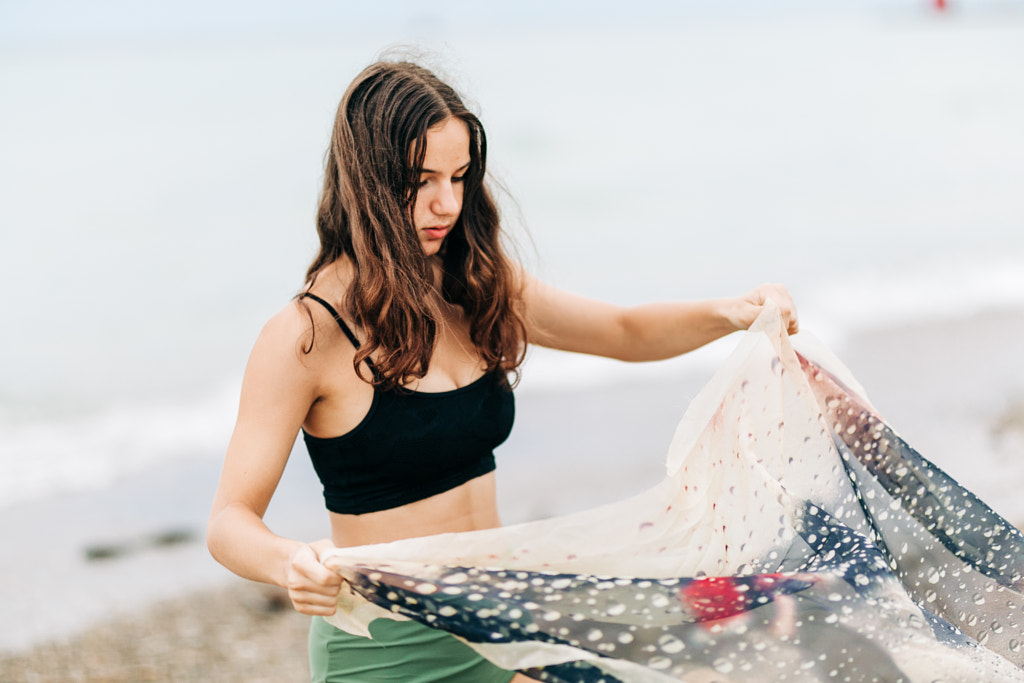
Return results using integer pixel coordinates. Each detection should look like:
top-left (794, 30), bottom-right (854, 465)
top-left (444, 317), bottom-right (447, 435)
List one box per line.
top-left (423, 226), bottom-right (449, 239)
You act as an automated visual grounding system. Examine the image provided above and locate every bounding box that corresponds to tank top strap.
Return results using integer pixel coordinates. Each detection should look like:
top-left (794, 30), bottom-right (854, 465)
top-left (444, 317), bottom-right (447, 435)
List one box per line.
top-left (301, 292), bottom-right (361, 347)
top-left (300, 292), bottom-right (380, 378)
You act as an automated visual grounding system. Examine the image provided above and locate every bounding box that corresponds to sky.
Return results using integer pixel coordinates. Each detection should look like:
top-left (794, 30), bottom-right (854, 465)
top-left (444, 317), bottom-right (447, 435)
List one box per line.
top-left (0, 0), bottom-right (874, 49)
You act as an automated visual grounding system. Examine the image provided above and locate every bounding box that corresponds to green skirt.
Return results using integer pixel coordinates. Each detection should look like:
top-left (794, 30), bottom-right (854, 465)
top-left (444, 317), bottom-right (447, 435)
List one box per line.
top-left (308, 615), bottom-right (517, 682)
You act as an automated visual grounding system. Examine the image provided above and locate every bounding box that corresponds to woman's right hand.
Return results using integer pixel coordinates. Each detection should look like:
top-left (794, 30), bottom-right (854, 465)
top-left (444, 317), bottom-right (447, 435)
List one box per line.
top-left (286, 539), bottom-right (344, 615)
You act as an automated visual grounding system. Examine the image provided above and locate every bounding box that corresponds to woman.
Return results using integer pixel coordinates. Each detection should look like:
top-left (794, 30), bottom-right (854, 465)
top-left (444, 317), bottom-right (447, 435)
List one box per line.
top-left (207, 59), bottom-right (798, 682)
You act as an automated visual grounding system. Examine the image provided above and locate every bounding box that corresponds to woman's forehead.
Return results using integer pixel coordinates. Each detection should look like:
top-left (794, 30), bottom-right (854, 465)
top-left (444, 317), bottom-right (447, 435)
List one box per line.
top-left (419, 118), bottom-right (471, 172)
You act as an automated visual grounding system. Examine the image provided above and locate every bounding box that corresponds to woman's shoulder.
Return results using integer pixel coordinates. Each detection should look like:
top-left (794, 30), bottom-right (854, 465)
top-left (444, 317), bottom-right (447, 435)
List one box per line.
top-left (247, 300), bottom-right (322, 371)
top-left (238, 297), bottom-right (349, 399)
top-left (262, 298), bottom-right (318, 341)
top-left (302, 259), bottom-right (357, 306)
top-left (253, 278), bottom-right (354, 367)
top-left (279, 259), bottom-right (353, 324)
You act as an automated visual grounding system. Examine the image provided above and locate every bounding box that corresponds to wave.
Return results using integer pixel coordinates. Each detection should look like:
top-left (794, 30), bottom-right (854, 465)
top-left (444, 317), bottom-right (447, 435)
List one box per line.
top-left (0, 383), bottom-right (239, 509)
top-left (3, 252), bottom-right (1022, 510)
top-left (800, 251), bottom-right (1024, 348)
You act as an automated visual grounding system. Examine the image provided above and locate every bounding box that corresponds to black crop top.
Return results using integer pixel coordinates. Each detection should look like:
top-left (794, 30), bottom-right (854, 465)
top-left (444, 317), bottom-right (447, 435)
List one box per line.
top-left (300, 293), bottom-right (515, 515)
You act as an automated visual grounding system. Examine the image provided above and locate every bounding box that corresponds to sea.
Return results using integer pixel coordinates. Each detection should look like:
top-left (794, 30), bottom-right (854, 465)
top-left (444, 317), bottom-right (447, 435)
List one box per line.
top-left (2, 0), bottom-right (1024, 512)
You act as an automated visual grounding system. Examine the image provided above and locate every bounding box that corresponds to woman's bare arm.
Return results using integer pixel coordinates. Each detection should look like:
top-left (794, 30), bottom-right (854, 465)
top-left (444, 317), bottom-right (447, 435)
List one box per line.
top-left (520, 272), bottom-right (798, 361)
top-left (206, 302), bottom-right (342, 615)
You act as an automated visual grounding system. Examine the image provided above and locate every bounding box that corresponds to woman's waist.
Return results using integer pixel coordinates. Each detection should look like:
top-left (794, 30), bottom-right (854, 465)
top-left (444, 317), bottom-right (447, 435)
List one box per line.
top-left (327, 472), bottom-right (502, 548)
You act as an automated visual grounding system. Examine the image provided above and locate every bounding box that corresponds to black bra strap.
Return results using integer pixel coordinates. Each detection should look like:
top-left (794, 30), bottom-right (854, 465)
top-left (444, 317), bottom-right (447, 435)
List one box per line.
top-left (302, 295), bottom-right (389, 381)
top-left (301, 292), bottom-right (363, 349)
top-left (300, 292), bottom-right (381, 379)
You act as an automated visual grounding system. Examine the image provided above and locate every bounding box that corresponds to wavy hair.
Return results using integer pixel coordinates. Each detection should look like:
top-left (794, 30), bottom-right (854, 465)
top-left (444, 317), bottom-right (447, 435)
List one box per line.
top-left (304, 60), bottom-right (527, 389)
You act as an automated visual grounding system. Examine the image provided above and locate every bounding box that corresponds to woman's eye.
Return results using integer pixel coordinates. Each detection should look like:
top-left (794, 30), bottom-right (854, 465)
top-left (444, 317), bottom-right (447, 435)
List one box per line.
top-left (452, 175), bottom-right (465, 184)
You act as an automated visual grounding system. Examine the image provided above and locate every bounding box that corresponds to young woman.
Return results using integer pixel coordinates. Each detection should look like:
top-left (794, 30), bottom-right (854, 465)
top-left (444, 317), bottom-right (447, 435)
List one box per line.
top-left (207, 59), bottom-right (798, 682)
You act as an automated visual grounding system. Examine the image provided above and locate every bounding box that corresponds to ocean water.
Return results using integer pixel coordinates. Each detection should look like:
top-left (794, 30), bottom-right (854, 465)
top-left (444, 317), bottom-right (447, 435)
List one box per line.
top-left (2, 3), bottom-right (1024, 509)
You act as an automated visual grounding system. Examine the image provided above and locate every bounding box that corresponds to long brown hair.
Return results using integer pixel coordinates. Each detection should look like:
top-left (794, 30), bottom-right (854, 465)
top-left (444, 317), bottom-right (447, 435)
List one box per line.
top-left (304, 60), bottom-right (527, 389)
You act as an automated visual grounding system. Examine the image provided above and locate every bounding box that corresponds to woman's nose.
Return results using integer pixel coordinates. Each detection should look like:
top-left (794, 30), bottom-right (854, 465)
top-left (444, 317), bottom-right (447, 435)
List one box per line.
top-left (432, 181), bottom-right (460, 216)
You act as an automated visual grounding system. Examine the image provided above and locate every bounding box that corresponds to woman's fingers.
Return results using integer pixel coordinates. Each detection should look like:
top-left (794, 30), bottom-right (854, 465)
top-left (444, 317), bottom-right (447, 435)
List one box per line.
top-left (289, 588), bottom-right (342, 615)
top-left (286, 542), bottom-right (344, 614)
top-left (743, 283), bottom-right (799, 334)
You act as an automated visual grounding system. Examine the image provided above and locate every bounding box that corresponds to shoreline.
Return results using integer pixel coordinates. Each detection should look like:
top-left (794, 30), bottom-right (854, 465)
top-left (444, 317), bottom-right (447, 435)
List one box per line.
top-left (3, 306), bottom-right (1023, 678)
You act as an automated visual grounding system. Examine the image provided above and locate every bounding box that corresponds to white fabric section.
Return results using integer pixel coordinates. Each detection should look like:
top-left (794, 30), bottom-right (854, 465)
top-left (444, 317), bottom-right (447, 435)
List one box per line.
top-left (321, 302), bottom-right (1024, 682)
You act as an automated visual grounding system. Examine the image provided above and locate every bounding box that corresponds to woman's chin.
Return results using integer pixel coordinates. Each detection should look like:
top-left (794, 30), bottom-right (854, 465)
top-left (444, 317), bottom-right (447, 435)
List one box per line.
top-left (419, 240), bottom-right (444, 256)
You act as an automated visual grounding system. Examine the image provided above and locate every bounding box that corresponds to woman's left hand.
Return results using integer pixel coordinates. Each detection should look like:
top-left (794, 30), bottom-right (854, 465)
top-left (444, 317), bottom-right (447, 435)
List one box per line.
top-left (730, 284), bottom-right (799, 335)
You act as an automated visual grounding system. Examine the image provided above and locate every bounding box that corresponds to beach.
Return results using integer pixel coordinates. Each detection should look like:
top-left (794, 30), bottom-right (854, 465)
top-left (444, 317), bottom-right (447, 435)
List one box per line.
top-left (3, 2), bottom-right (1024, 680)
top-left (3, 306), bottom-right (1024, 681)
top-left (0, 581), bottom-right (311, 682)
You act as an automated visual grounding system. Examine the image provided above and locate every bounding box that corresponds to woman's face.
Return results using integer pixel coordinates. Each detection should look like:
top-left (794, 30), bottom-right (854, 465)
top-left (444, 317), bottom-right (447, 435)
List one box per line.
top-left (412, 117), bottom-right (470, 256)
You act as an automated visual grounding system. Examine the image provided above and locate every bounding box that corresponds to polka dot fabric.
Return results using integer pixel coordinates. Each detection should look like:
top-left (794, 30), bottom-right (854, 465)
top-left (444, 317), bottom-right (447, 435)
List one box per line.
top-left (323, 304), bottom-right (1024, 682)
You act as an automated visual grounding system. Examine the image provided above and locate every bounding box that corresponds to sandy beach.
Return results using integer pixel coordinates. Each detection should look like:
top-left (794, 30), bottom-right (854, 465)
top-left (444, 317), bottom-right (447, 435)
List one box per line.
top-left (3, 307), bottom-right (1023, 681)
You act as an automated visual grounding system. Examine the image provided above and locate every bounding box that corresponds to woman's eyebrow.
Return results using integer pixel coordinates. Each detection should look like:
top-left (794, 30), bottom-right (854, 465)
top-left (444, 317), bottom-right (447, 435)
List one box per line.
top-left (420, 161), bottom-right (471, 175)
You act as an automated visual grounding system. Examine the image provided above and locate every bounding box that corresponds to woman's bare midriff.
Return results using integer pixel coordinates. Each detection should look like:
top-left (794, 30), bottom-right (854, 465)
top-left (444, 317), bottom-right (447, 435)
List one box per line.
top-left (327, 471), bottom-right (503, 548)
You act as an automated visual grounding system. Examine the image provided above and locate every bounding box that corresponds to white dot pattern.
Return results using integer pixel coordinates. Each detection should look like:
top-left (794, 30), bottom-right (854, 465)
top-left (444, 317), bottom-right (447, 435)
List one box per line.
top-left (324, 308), bottom-right (1024, 682)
